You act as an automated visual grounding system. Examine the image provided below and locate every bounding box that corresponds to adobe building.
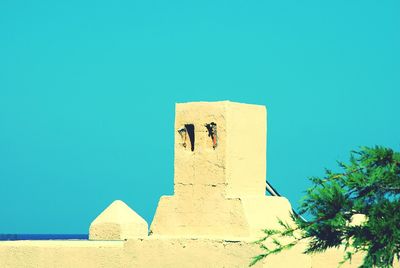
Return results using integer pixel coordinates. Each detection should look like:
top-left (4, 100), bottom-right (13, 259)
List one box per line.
top-left (0, 101), bottom-right (384, 267)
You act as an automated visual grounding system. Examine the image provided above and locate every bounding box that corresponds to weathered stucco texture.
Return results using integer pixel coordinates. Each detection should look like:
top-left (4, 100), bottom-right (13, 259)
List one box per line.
top-left (151, 101), bottom-right (293, 239)
top-left (89, 200), bottom-right (148, 240)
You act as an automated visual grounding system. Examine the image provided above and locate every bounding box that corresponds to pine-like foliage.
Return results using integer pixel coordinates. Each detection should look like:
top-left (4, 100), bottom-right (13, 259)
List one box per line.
top-left (251, 146), bottom-right (400, 267)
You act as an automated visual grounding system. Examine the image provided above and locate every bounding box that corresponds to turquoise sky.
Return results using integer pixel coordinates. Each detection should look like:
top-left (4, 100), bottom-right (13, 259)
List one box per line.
top-left (0, 0), bottom-right (399, 234)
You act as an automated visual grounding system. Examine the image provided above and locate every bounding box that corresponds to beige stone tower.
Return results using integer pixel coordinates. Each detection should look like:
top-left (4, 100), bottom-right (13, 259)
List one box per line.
top-left (150, 101), bottom-right (294, 239)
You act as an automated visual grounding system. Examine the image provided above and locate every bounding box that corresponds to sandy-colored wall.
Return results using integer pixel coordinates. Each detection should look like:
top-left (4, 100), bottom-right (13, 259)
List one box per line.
top-left (0, 238), bottom-right (311, 268)
top-left (312, 248), bottom-right (399, 268)
top-left (0, 240), bottom-right (124, 268)
top-left (124, 237), bottom-right (311, 268)
top-left (3, 238), bottom-right (398, 268)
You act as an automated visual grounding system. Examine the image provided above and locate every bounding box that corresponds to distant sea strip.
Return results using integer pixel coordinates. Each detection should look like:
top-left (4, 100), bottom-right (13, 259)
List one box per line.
top-left (0, 234), bottom-right (88, 240)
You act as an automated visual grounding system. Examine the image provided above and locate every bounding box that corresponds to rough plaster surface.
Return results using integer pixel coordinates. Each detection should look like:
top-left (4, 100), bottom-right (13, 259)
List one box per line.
top-left (151, 101), bottom-right (291, 238)
top-left (3, 239), bottom-right (395, 268)
top-left (0, 240), bottom-right (124, 267)
top-left (89, 200), bottom-right (148, 240)
top-left (0, 239), bottom-right (311, 268)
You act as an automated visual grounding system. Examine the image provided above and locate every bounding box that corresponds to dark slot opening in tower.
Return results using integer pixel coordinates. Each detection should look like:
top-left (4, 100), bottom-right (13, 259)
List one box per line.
top-left (184, 124), bottom-right (195, 151)
top-left (205, 122), bottom-right (217, 149)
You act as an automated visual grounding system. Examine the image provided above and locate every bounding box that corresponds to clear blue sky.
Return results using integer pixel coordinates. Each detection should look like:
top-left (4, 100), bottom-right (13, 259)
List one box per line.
top-left (0, 0), bottom-right (399, 234)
